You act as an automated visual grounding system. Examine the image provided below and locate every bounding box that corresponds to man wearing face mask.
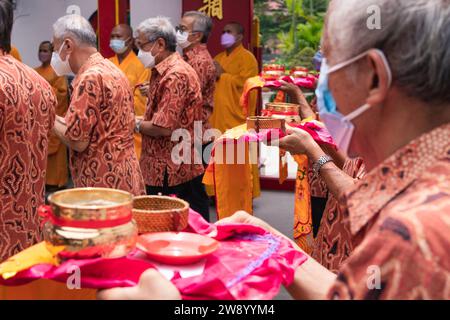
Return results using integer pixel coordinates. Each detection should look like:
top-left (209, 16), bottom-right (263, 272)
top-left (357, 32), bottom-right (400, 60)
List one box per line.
top-left (134, 17), bottom-right (207, 218)
top-left (99, 0), bottom-right (450, 301)
top-left (35, 41), bottom-right (69, 191)
top-left (176, 11), bottom-right (216, 166)
top-left (109, 24), bottom-right (150, 160)
top-left (51, 14), bottom-right (145, 196)
top-left (209, 22), bottom-right (258, 134)
top-left (209, 22), bottom-right (261, 202)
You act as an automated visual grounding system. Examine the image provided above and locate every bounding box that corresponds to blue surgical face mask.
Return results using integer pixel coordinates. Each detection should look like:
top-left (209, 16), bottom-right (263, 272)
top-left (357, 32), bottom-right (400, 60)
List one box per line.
top-left (316, 49), bottom-right (392, 155)
top-left (110, 39), bottom-right (128, 54)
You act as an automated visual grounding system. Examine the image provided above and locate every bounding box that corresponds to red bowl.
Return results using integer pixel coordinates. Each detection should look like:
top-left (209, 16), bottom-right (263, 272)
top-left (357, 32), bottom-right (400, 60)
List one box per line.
top-left (137, 232), bottom-right (220, 266)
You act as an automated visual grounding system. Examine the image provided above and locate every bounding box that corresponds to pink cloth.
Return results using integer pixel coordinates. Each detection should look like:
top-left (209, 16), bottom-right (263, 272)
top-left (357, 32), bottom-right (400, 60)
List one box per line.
top-left (0, 212), bottom-right (307, 300)
top-left (220, 123), bottom-right (336, 149)
top-left (265, 75), bottom-right (317, 90)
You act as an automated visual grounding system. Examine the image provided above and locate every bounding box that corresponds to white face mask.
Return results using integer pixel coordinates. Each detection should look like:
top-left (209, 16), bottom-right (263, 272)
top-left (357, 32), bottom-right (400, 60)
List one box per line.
top-left (176, 30), bottom-right (191, 49)
top-left (51, 42), bottom-right (73, 76)
top-left (138, 43), bottom-right (157, 69)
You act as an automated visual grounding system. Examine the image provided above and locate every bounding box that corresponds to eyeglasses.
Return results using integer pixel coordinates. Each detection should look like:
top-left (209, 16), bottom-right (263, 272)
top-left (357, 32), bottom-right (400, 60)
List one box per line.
top-left (176, 26), bottom-right (201, 34)
top-left (135, 41), bottom-right (152, 51)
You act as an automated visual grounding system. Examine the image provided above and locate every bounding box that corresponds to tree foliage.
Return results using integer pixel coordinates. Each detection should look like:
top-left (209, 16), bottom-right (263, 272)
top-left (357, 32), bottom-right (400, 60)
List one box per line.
top-left (255, 0), bottom-right (329, 68)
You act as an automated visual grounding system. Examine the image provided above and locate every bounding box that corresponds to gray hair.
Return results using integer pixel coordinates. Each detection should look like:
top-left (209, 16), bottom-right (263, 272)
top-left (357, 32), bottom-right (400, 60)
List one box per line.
top-left (183, 11), bottom-right (213, 43)
top-left (136, 16), bottom-right (177, 52)
top-left (53, 14), bottom-right (97, 47)
top-left (328, 0), bottom-right (450, 106)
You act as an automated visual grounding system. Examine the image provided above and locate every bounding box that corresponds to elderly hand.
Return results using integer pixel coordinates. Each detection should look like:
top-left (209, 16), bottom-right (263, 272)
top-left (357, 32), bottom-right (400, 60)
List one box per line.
top-left (278, 126), bottom-right (319, 157)
top-left (278, 80), bottom-right (303, 98)
top-left (217, 211), bottom-right (281, 235)
top-left (97, 269), bottom-right (182, 300)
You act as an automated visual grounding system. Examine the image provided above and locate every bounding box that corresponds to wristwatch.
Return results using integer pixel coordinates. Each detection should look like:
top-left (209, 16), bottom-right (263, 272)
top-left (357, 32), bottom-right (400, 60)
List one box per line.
top-left (135, 120), bottom-right (143, 134)
top-left (312, 155), bottom-right (333, 176)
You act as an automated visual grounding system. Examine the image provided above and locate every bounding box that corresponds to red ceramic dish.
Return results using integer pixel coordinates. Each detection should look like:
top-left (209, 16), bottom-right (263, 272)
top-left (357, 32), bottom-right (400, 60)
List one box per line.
top-left (137, 232), bottom-right (220, 265)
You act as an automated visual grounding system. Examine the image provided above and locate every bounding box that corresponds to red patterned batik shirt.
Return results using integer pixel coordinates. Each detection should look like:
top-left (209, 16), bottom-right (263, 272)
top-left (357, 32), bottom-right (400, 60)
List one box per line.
top-left (184, 44), bottom-right (216, 133)
top-left (65, 53), bottom-right (145, 196)
top-left (328, 123), bottom-right (450, 300)
top-left (312, 158), bottom-right (366, 273)
top-left (140, 53), bottom-right (204, 187)
top-left (0, 54), bottom-right (56, 261)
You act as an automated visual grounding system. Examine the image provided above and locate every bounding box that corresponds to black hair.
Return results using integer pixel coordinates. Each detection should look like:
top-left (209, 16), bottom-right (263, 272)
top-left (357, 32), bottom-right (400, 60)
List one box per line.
top-left (0, 0), bottom-right (13, 53)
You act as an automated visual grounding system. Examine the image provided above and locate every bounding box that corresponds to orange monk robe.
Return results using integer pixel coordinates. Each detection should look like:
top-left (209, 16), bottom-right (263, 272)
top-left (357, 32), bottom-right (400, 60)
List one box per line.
top-left (10, 46), bottom-right (22, 61)
top-left (35, 65), bottom-right (69, 187)
top-left (210, 44), bottom-right (260, 199)
top-left (110, 51), bottom-right (150, 159)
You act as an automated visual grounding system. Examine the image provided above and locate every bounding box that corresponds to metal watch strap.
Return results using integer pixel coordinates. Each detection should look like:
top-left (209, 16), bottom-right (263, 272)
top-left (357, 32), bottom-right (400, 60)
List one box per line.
top-left (313, 155), bottom-right (333, 176)
top-left (135, 120), bottom-right (143, 134)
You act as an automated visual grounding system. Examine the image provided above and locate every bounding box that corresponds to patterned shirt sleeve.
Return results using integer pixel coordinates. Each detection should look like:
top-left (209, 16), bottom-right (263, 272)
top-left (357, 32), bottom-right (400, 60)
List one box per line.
top-left (151, 74), bottom-right (187, 131)
top-left (65, 73), bottom-right (100, 142)
top-left (327, 215), bottom-right (448, 300)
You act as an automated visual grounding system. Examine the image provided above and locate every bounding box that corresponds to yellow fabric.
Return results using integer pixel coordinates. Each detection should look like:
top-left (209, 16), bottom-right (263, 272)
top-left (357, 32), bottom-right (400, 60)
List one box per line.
top-left (110, 51), bottom-right (150, 159)
top-left (209, 45), bottom-right (260, 199)
top-left (0, 242), bottom-right (96, 300)
top-left (210, 44), bottom-right (259, 133)
top-left (10, 46), bottom-right (22, 61)
top-left (35, 65), bottom-right (69, 187)
top-left (293, 155), bottom-right (314, 254)
top-left (204, 124), bottom-right (259, 219)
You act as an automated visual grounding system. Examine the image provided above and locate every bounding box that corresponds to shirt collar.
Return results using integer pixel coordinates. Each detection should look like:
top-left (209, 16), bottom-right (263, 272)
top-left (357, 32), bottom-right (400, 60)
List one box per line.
top-left (155, 52), bottom-right (181, 76)
top-left (77, 52), bottom-right (103, 76)
top-left (346, 123), bottom-right (450, 235)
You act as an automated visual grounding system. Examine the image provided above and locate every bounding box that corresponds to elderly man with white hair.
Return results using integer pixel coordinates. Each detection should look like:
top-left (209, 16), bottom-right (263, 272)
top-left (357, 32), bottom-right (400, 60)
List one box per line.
top-left (98, 0), bottom-right (450, 300)
top-left (133, 17), bottom-right (207, 217)
top-left (52, 14), bottom-right (145, 196)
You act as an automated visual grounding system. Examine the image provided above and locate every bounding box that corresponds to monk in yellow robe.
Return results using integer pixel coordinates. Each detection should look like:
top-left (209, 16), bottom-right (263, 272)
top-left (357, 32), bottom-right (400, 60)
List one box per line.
top-left (35, 41), bottom-right (69, 188)
top-left (109, 24), bottom-right (150, 159)
top-left (209, 22), bottom-right (261, 203)
top-left (10, 45), bottom-right (21, 61)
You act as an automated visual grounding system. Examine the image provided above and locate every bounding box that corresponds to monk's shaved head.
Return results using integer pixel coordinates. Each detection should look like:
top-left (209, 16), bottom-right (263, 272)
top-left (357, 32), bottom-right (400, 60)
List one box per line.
top-left (225, 22), bottom-right (244, 36)
top-left (112, 24), bottom-right (133, 39)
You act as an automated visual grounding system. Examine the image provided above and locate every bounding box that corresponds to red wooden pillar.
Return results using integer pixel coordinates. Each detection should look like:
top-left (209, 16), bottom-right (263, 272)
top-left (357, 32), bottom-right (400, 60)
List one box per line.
top-left (97, 0), bottom-right (129, 58)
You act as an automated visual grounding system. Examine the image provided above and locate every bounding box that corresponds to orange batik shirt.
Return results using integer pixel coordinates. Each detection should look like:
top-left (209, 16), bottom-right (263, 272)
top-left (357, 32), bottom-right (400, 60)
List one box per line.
top-left (65, 53), bottom-right (145, 196)
top-left (0, 54), bottom-right (56, 262)
top-left (184, 44), bottom-right (216, 134)
top-left (140, 53), bottom-right (204, 187)
top-left (328, 124), bottom-right (450, 300)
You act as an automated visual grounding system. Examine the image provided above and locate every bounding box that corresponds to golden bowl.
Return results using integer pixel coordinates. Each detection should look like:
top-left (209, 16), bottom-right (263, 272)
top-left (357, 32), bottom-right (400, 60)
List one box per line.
top-left (265, 102), bottom-right (302, 124)
top-left (43, 188), bottom-right (137, 260)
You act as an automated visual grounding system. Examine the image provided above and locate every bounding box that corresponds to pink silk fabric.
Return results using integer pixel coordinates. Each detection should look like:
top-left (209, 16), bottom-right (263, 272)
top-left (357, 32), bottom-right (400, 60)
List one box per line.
top-left (0, 212), bottom-right (307, 300)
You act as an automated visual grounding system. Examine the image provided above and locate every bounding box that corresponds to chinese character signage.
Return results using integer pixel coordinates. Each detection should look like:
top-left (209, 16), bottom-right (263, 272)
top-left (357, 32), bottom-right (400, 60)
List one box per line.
top-left (198, 0), bottom-right (223, 20)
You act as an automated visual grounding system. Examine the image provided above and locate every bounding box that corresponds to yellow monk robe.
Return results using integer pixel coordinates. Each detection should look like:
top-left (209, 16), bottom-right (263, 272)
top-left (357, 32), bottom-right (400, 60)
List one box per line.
top-left (209, 44), bottom-right (260, 199)
top-left (110, 51), bottom-right (150, 159)
top-left (10, 46), bottom-right (22, 61)
top-left (203, 124), bottom-right (259, 219)
top-left (35, 65), bottom-right (69, 187)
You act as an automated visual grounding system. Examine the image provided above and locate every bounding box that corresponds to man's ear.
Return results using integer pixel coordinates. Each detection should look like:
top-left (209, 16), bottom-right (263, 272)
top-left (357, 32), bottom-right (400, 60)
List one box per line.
top-left (366, 50), bottom-right (391, 106)
top-left (62, 38), bottom-right (74, 60)
top-left (156, 38), bottom-right (166, 51)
